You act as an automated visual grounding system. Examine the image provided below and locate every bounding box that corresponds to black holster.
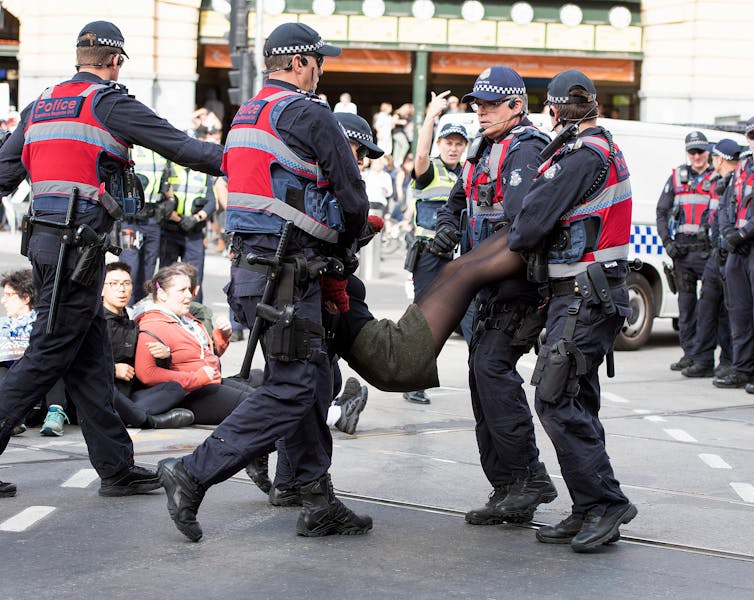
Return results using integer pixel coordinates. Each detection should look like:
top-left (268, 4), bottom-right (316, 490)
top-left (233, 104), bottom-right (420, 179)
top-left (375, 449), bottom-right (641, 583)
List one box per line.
top-left (663, 261), bottom-right (677, 294)
top-left (404, 238), bottom-right (426, 273)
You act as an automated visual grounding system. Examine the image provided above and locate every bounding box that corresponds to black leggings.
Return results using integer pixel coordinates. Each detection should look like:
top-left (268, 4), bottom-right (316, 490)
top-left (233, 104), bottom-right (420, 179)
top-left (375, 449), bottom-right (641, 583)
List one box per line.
top-left (181, 377), bottom-right (255, 425)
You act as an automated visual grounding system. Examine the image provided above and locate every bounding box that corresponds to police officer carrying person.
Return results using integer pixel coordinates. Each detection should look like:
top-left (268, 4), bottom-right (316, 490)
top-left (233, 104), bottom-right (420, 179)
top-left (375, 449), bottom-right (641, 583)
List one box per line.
top-left (402, 90), bottom-right (470, 404)
top-left (657, 131), bottom-right (716, 372)
top-left (160, 127), bottom-right (216, 303)
top-left (0, 21), bottom-right (223, 498)
top-left (508, 70), bottom-right (637, 551)
top-left (715, 117), bottom-right (754, 390)
top-left (432, 66), bottom-right (557, 526)
top-left (120, 145), bottom-right (172, 304)
top-left (157, 22), bottom-right (372, 542)
top-left (681, 139), bottom-right (738, 379)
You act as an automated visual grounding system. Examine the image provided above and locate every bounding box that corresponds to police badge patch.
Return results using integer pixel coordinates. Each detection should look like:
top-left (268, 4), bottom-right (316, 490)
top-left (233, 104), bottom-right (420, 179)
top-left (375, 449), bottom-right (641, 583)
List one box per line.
top-left (544, 164), bottom-right (560, 180)
top-left (510, 169), bottom-right (522, 186)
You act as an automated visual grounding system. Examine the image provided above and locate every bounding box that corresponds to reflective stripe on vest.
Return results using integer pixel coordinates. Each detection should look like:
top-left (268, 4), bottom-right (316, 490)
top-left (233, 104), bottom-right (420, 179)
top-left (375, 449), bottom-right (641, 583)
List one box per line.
top-left (734, 159), bottom-right (754, 228)
top-left (227, 191), bottom-right (338, 243)
top-left (132, 146), bottom-right (169, 203)
top-left (672, 167), bottom-right (714, 234)
top-left (172, 168), bottom-right (209, 216)
top-left (547, 132), bottom-right (632, 277)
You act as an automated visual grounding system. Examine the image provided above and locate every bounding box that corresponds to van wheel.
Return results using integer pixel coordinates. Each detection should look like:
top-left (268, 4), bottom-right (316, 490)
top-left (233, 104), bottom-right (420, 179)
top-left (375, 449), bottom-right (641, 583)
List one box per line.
top-left (615, 272), bottom-right (654, 351)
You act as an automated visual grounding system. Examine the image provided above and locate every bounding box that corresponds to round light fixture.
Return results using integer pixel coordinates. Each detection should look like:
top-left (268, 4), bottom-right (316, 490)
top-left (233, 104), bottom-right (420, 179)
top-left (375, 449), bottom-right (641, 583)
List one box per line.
top-left (412, 0), bottom-right (436, 21)
top-left (312, 0), bottom-right (335, 17)
top-left (510, 2), bottom-right (534, 25)
top-left (265, 0), bottom-right (286, 16)
top-left (559, 4), bottom-right (583, 27)
top-left (461, 1), bottom-right (485, 23)
top-left (608, 6), bottom-right (632, 29)
top-left (362, 0), bottom-right (385, 19)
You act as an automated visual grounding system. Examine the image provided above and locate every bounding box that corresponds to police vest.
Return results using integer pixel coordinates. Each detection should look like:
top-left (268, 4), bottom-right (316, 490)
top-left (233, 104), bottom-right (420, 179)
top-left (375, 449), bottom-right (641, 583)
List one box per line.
top-left (132, 145), bottom-right (169, 204)
top-left (670, 165), bottom-right (715, 235)
top-left (411, 158), bottom-right (458, 239)
top-left (732, 158), bottom-right (754, 228)
top-left (21, 80), bottom-right (130, 212)
top-left (223, 86), bottom-right (341, 243)
top-left (460, 126), bottom-right (549, 252)
top-left (170, 167), bottom-right (210, 216)
top-left (544, 132), bottom-right (632, 278)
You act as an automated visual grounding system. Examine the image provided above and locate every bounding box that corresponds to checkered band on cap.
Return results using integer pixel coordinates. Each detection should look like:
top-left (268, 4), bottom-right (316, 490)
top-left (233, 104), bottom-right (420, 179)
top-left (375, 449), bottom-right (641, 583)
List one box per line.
top-left (546, 93), bottom-right (571, 104)
top-left (746, 119), bottom-right (754, 134)
top-left (96, 37), bottom-right (125, 49)
top-left (473, 83), bottom-right (526, 96)
top-left (713, 148), bottom-right (736, 161)
top-left (341, 126), bottom-right (372, 143)
top-left (266, 39), bottom-right (326, 56)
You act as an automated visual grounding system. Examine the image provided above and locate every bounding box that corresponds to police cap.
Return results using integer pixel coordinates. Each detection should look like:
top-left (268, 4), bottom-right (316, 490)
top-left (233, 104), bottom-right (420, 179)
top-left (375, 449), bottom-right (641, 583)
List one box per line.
top-left (684, 131), bottom-right (709, 152)
top-left (335, 112), bottom-right (383, 159)
top-left (77, 21), bottom-right (129, 58)
top-left (263, 22), bottom-right (341, 58)
top-left (710, 138), bottom-right (742, 161)
top-left (745, 116), bottom-right (754, 135)
top-left (461, 67), bottom-right (526, 104)
top-left (545, 70), bottom-right (596, 105)
top-left (437, 123), bottom-right (469, 142)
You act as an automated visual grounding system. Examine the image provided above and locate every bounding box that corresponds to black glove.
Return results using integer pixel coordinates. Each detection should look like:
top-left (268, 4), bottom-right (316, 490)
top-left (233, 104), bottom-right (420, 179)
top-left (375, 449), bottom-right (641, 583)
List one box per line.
top-left (723, 229), bottom-right (750, 255)
top-left (664, 241), bottom-right (686, 259)
top-left (178, 215), bottom-right (199, 232)
top-left (429, 225), bottom-right (461, 257)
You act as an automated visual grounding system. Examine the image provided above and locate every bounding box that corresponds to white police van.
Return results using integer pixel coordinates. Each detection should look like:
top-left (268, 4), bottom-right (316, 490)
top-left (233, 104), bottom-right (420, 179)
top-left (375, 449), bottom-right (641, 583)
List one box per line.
top-left (435, 111), bottom-right (746, 350)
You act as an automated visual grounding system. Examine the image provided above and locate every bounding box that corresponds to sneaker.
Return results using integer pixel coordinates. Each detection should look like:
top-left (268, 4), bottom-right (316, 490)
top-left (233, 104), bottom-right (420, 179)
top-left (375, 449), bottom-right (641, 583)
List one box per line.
top-left (0, 480), bottom-right (17, 498)
top-left (40, 405), bottom-right (69, 437)
top-left (670, 356), bottom-right (693, 371)
top-left (334, 377), bottom-right (368, 435)
top-left (489, 464), bottom-right (558, 523)
top-left (464, 484), bottom-right (511, 525)
top-left (11, 423), bottom-right (26, 436)
top-left (403, 390), bottom-right (430, 404)
top-left (99, 465), bottom-right (161, 497)
top-left (681, 363), bottom-right (714, 378)
top-left (158, 458), bottom-right (206, 542)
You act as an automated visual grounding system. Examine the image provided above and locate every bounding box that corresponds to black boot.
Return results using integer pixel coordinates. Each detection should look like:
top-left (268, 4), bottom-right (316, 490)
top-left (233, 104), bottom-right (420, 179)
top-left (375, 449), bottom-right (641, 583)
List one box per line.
top-left (147, 408), bottom-right (195, 429)
top-left (488, 464), bottom-right (558, 523)
top-left (1, 480), bottom-right (17, 498)
top-left (464, 485), bottom-right (511, 525)
top-left (157, 458), bottom-right (206, 542)
top-left (98, 465), bottom-right (161, 497)
top-left (537, 513), bottom-right (622, 545)
top-left (245, 454), bottom-right (272, 494)
top-left (571, 503), bottom-right (637, 553)
top-left (269, 485), bottom-right (302, 507)
top-left (295, 474), bottom-right (372, 537)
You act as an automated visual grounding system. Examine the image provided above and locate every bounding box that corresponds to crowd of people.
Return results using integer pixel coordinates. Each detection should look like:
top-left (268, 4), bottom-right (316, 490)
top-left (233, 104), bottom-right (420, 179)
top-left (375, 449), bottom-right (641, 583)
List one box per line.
top-left (15, 16), bottom-right (754, 556)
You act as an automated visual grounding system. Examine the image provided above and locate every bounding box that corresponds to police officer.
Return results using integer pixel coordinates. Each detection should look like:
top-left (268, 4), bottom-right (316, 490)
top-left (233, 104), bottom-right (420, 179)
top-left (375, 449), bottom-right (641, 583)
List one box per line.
top-left (0, 21), bottom-right (223, 498)
top-left (682, 139), bottom-right (737, 379)
top-left (160, 129), bottom-right (216, 303)
top-left (715, 117), bottom-right (754, 389)
top-left (432, 67), bottom-right (556, 525)
top-left (508, 70), bottom-right (637, 552)
top-left (157, 22), bottom-right (372, 542)
top-left (403, 91), bottom-right (470, 404)
top-left (657, 131), bottom-right (716, 372)
top-left (120, 145), bottom-right (172, 304)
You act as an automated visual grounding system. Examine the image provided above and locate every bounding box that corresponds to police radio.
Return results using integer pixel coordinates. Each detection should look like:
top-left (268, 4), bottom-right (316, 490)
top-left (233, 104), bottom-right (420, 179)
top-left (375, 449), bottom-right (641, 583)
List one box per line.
top-left (121, 165), bottom-right (145, 217)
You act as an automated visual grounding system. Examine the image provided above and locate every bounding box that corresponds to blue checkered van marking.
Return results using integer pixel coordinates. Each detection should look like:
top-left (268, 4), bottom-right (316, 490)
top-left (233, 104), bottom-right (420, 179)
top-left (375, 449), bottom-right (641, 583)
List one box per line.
top-left (630, 224), bottom-right (664, 256)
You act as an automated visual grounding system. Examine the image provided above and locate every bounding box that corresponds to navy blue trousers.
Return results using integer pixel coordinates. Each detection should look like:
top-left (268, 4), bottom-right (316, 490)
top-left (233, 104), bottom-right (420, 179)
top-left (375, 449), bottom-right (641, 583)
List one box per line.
top-left (535, 291), bottom-right (631, 518)
top-left (119, 220), bottom-right (161, 304)
top-left (724, 248), bottom-right (754, 375)
top-left (689, 256), bottom-right (732, 368)
top-left (674, 250), bottom-right (708, 357)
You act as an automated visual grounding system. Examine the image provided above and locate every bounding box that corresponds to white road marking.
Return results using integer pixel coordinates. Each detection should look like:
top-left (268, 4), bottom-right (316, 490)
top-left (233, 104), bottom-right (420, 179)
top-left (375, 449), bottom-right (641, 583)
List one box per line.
top-left (0, 506), bottom-right (56, 532)
top-left (664, 428), bottom-right (697, 443)
top-left (601, 392), bottom-right (629, 404)
top-left (633, 409), bottom-right (652, 414)
top-left (644, 415), bottom-right (666, 422)
top-left (730, 482), bottom-right (754, 503)
top-left (61, 469), bottom-right (99, 488)
top-left (699, 454), bottom-right (731, 469)
top-left (34, 441), bottom-right (81, 449)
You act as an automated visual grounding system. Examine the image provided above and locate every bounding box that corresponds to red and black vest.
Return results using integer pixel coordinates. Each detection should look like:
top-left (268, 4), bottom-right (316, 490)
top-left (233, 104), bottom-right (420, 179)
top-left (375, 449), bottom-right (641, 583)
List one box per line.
top-left (670, 165), bottom-right (715, 235)
top-left (544, 131), bottom-right (632, 278)
top-left (732, 157), bottom-right (754, 229)
top-left (22, 80), bottom-right (130, 212)
top-left (223, 86), bottom-right (341, 243)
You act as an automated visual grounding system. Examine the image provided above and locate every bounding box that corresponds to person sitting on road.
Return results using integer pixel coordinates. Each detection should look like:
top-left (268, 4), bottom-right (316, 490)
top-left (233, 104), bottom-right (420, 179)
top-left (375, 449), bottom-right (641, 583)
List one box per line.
top-left (1, 269), bottom-right (68, 437)
top-left (102, 262), bottom-right (194, 429)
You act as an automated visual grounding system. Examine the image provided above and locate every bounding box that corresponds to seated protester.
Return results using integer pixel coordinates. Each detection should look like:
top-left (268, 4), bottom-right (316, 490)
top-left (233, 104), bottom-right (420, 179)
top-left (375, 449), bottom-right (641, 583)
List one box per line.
top-left (1, 269), bottom-right (67, 436)
top-left (102, 262), bottom-right (193, 429)
top-left (134, 264), bottom-right (253, 425)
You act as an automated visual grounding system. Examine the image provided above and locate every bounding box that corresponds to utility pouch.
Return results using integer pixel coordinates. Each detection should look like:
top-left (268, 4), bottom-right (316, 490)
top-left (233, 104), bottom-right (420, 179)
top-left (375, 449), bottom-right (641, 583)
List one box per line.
top-left (531, 344), bottom-right (576, 405)
top-left (586, 262), bottom-right (617, 316)
top-left (663, 261), bottom-right (677, 294)
top-left (510, 303), bottom-right (548, 350)
top-left (404, 238), bottom-right (422, 272)
top-left (258, 303), bottom-right (325, 363)
top-left (20, 214), bottom-right (32, 257)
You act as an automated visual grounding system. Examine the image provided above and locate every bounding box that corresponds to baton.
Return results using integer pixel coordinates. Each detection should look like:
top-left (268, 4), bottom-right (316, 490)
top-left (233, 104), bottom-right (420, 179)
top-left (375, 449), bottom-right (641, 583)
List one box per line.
top-left (239, 221), bottom-right (294, 380)
top-left (46, 188), bottom-right (78, 334)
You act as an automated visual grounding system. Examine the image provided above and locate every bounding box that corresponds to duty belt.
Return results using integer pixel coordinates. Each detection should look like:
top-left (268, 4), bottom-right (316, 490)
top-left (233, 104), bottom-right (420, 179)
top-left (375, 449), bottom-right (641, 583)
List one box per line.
top-left (234, 252), bottom-right (344, 283)
top-left (550, 276), bottom-right (624, 297)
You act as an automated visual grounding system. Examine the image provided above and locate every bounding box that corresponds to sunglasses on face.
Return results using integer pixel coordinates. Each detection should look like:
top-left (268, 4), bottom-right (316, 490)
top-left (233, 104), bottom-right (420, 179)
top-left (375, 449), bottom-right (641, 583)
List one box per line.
top-left (356, 146), bottom-right (368, 160)
top-left (470, 99), bottom-right (507, 112)
top-left (302, 54), bottom-right (325, 68)
top-left (688, 149), bottom-right (706, 156)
